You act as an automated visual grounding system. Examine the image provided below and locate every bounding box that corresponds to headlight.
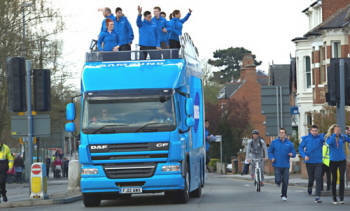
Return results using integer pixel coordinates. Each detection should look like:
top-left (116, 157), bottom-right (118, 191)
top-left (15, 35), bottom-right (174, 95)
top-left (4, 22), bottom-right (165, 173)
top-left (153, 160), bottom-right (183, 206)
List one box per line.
top-left (81, 168), bottom-right (99, 175)
top-left (162, 165), bottom-right (180, 172)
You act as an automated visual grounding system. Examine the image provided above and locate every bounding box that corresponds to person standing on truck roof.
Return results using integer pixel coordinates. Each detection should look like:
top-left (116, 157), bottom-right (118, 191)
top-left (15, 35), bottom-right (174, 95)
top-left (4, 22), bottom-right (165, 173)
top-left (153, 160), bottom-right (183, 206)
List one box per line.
top-left (97, 19), bottom-right (120, 52)
top-left (168, 9), bottom-right (192, 58)
top-left (160, 11), bottom-right (167, 19)
top-left (114, 7), bottom-right (134, 52)
top-left (246, 130), bottom-right (268, 186)
top-left (152, 7), bottom-right (169, 49)
top-left (299, 125), bottom-right (324, 203)
top-left (268, 128), bottom-right (296, 201)
top-left (137, 6), bottom-right (161, 60)
top-left (98, 7), bottom-right (116, 33)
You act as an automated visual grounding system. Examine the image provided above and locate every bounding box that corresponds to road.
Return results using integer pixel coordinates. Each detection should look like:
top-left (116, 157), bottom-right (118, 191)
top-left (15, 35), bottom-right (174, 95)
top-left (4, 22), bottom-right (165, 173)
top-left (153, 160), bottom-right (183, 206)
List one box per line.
top-left (4, 173), bottom-right (350, 211)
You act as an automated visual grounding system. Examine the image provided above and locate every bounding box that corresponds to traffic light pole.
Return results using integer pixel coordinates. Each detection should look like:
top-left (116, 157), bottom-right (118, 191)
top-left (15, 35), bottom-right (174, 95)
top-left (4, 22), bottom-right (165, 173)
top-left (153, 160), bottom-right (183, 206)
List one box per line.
top-left (336, 59), bottom-right (346, 130)
top-left (25, 60), bottom-right (33, 193)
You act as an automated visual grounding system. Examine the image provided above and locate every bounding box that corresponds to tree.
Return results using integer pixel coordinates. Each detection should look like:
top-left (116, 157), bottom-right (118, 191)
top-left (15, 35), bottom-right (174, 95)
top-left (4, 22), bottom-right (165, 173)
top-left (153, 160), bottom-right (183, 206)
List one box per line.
top-left (0, 0), bottom-right (74, 148)
top-left (312, 106), bottom-right (350, 134)
top-left (205, 98), bottom-right (251, 163)
top-left (208, 47), bottom-right (262, 83)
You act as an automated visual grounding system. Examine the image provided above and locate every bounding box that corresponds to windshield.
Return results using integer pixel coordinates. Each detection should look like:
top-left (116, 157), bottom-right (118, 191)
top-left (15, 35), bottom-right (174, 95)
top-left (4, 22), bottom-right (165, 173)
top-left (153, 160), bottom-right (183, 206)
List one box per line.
top-left (82, 94), bottom-right (176, 134)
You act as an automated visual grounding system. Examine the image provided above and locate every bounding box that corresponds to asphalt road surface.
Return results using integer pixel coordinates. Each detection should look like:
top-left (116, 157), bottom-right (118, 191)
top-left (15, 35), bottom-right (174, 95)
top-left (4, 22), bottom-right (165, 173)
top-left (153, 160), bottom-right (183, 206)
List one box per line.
top-left (5, 173), bottom-right (350, 211)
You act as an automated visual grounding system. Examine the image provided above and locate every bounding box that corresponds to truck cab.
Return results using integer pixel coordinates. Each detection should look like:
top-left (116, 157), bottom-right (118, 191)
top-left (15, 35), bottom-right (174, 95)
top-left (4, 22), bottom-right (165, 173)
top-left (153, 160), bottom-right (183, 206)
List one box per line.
top-left (65, 33), bottom-right (206, 207)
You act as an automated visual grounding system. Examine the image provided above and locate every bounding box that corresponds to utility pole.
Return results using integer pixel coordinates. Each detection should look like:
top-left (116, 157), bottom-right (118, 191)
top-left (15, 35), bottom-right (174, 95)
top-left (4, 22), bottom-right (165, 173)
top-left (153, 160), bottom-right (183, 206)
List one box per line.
top-left (336, 59), bottom-right (346, 130)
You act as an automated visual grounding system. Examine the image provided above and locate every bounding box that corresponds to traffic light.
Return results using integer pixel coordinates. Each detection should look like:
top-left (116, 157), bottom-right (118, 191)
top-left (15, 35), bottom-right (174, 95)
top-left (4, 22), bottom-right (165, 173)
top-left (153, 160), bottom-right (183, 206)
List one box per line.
top-left (7, 57), bottom-right (27, 112)
top-left (345, 60), bottom-right (350, 106)
top-left (326, 59), bottom-right (339, 106)
top-left (33, 69), bottom-right (51, 111)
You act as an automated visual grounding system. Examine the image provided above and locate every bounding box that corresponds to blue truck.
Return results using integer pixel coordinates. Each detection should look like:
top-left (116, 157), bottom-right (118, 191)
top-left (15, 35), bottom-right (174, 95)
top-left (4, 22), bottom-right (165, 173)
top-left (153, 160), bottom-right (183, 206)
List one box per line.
top-left (65, 34), bottom-right (206, 207)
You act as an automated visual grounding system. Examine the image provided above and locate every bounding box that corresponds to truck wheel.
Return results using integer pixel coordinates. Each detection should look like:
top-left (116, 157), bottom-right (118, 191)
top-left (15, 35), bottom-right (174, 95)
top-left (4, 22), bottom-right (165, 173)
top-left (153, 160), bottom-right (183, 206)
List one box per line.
top-left (83, 194), bottom-right (101, 207)
top-left (175, 168), bottom-right (190, 203)
top-left (190, 185), bottom-right (202, 198)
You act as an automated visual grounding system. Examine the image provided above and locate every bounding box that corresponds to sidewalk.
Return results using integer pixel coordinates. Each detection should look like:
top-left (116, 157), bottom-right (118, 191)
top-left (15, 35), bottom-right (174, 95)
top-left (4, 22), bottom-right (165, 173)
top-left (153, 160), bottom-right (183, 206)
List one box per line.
top-left (0, 178), bottom-right (81, 209)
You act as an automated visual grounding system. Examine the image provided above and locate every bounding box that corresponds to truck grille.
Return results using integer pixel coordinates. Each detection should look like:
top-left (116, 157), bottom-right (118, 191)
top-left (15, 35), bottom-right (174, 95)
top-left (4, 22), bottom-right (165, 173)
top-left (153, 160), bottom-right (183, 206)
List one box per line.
top-left (92, 154), bottom-right (168, 160)
top-left (89, 142), bottom-right (169, 153)
top-left (104, 163), bottom-right (157, 179)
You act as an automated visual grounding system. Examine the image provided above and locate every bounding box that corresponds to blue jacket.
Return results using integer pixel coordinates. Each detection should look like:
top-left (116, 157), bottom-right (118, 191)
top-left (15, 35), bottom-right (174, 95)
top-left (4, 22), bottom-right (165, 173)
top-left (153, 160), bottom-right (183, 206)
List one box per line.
top-left (152, 16), bottom-right (169, 43)
top-left (137, 15), bottom-right (160, 47)
top-left (268, 138), bottom-right (296, 168)
top-left (205, 129), bottom-right (210, 152)
top-left (114, 16), bottom-right (134, 46)
top-left (97, 31), bottom-right (119, 51)
top-left (299, 133), bottom-right (324, 164)
top-left (326, 134), bottom-right (350, 161)
top-left (100, 14), bottom-right (116, 33)
top-left (168, 13), bottom-right (191, 41)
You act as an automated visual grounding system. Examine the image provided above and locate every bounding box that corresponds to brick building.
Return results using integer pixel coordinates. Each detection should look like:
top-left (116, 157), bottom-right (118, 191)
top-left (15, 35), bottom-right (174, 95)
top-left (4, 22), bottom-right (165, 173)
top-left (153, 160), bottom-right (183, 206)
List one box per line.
top-left (218, 54), bottom-right (268, 140)
top-left (293, 0), bottom-right (350, 138)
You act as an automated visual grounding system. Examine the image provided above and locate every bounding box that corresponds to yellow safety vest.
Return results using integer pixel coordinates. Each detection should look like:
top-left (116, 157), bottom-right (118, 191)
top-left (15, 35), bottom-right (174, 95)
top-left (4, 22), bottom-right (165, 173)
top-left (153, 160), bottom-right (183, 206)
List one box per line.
top-left (0, 144), bottom-right (14, 169)
top-left (322, 144), bottom-right (330, 167)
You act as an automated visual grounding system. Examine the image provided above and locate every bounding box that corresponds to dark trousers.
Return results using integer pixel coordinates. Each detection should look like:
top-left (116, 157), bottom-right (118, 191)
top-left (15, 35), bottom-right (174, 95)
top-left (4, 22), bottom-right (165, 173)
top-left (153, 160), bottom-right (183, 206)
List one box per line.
top-left (63, 168), bottom-right (68, 178)
top-left (160, 42), bottom-right (170, 59)
top-left (0, 172), bottom-right (7, 196)
top-left (15, 172), bottom-right (23, 183)
top-left (321, 164), bottom-right (331, 191)
top-left (330, 160), bottom-right (346, 201)
top-left (241, 163), bottom-right (250, 175)
top-left (118, 44), bottom-right (131, 60)
top-left (139, 46), bottom-right (161, 60)
top-left (169, 39), bottom-right (180, 59)
top-left (274, 167), bottom-right (289, 197)
top-left (46, 166), bottom-right (50, 178)
top-left (306, 163), bottom-right (322, 197)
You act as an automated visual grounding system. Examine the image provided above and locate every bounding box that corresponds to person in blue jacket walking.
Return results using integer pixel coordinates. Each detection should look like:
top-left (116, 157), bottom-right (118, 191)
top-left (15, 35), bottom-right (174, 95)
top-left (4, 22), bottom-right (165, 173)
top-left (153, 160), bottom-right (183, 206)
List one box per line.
top-left (168, 9), bottom-right (192, 58)
top-left (137, 6), bottom-right (161, 60)
top-left (299, 125), bottom-right (324, 203)
top-left (326, 124), bottom-right (350, 205)
top-left (268, 128), bottom-right (296, 201)
top-left (97, 19), bottom-right (119, 51)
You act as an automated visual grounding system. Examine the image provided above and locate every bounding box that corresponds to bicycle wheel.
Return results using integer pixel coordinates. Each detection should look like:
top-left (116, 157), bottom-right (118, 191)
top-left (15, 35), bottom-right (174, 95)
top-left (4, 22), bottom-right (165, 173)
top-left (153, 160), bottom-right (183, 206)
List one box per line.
top-left (256, 169), bottom-right (261, 192)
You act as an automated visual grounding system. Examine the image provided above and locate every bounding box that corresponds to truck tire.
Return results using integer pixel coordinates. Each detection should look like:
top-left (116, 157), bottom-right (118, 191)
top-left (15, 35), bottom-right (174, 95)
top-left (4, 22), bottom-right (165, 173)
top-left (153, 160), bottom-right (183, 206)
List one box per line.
top-left (83, 194), bottom-right (101, 207)
top-left (166, 167), bottom-right (190, 203)
top-left (190, 185), bottom-right (202, 198)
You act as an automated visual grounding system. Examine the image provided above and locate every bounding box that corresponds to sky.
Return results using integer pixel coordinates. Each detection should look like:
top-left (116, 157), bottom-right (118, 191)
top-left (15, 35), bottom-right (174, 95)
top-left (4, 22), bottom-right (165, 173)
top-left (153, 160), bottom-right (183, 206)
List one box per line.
top-left (51, 0), bottom-right (313, 88)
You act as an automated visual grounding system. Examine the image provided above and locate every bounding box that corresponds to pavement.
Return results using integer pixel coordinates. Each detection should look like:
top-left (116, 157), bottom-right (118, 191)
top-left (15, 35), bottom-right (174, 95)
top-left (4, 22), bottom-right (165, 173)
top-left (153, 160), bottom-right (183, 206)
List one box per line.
top-left (0, 178), bottom-right (81, 209)
top-left (5, 173), bottom-right (350, 211)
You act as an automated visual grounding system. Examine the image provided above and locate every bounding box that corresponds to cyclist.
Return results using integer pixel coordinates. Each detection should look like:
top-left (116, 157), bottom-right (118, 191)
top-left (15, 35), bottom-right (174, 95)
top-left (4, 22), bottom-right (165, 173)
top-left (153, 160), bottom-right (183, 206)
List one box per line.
top-left (246, 130), bottom-right (268, 185)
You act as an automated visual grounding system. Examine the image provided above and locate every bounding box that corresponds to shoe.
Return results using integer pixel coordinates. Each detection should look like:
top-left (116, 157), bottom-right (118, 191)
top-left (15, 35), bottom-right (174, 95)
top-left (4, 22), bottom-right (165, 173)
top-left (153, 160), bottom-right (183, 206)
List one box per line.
top-left (281, 196), bottom-right (287, 201)
top-left (2, 195), bottom-right (7, 202)
top-left (339, 201), bottom-right (344, 205)
top-left (314, 197), bottom-right (322, 203)
top-left (332, 200), bottom-right (338, 205)
top-left (307, 189), bottom-right (312, 196)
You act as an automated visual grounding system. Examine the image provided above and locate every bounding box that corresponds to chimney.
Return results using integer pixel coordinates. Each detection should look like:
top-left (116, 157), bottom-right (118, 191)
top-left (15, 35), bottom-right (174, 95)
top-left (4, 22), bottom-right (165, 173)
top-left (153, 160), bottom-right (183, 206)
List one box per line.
top-left (322, 0), bottom-right (350, 21)
top-left (240, 54), bottom-right (257, 81)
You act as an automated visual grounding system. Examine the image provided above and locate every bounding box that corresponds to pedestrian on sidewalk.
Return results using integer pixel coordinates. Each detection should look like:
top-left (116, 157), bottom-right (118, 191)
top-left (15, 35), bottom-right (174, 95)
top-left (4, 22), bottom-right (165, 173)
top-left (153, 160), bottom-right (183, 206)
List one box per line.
top-left (299, 125), bottom-right (324, 203)
top-left (45, 157), bottom-right (51, 178)
top-left (321, 143), bottom-right (331, 192)
top-left (0, 142), bottom-right (14, 203)
top-left (246, 130), bottom-right (268, 185)
top-left (13, 155), bottom-right (24, 184)
top-left (326, 124), bottom-right (350, 205)
top-left (268, 128), bottom-right (296, 201)
top-left (205, 120), bottom-right (216, 171)
top-left (62, 158), bottom-right (69, 178)
top-left (53, 157), bottom-right (62, 178)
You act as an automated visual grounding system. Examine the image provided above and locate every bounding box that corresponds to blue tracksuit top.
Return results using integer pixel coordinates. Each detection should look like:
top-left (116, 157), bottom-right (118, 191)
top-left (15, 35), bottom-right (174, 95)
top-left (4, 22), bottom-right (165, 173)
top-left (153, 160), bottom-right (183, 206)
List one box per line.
top-left (137, 15), bottom-right (160, 47)
top-left (205, 129), bottom-right (210, 152)
top-left (100, 14), bottom-right (116, 33)
top-left (268, 138), bottom-right (296, 168)
top-left (97, 31), bottom-right (119, 51)
top-left (114, 16), bottom-right (134, 45)
top-left (299, 133), bottom-right (324, 164)
top-left (152, 16), bottom-right (169, 43)
top-left (168, 13), bottom-right (191, 41)
top-left (326, 134), bottom-right (350, 161)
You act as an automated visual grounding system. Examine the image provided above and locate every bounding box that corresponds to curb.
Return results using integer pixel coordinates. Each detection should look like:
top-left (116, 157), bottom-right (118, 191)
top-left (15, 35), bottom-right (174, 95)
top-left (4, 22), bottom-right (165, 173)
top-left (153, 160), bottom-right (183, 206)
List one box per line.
top-left (0, 194), bottom-right (82, 209)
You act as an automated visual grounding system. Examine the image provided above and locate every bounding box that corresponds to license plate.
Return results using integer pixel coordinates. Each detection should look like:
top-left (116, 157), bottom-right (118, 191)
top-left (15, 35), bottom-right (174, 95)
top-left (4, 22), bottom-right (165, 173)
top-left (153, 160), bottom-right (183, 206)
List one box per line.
top-left (120, 187), bottom-right (143, 194)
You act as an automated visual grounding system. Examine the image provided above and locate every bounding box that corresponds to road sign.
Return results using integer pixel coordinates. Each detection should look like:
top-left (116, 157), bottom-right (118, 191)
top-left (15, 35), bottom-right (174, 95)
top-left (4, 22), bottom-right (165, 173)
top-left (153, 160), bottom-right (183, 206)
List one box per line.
top-left (261, 86), bottom-right (292, 136)
top-left (31, 164), bottom-right (41, 175)
top-left (11, 114), bottom-right (51, 137)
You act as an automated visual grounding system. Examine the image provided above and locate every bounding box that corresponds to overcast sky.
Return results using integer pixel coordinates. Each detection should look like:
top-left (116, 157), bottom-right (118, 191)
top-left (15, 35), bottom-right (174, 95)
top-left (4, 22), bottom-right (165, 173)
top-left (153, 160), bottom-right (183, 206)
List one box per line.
top-left (51, 0), bottom-right (313, 87)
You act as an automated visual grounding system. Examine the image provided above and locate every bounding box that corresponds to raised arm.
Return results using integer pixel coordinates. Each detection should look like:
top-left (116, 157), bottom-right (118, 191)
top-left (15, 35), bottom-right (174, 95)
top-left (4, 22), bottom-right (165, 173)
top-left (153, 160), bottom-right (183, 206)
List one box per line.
top-left (180, 9), bottom-right (192, 23)
top-left (137, 6), bottom-right (143, 28)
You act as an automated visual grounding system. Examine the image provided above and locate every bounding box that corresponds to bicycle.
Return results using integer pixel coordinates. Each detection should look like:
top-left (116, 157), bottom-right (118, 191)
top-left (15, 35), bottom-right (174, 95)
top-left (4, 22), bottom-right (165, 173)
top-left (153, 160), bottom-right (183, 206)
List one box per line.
top-left (251, 159), bottom-right (263, 192)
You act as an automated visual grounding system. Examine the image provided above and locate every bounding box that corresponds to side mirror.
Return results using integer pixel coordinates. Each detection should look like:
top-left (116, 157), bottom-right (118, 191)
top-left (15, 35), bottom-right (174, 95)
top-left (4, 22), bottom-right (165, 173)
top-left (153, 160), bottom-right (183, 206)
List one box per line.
top-left (186, 117), bottom-right (195, 127)
top-left (65, 122), bottom-right (76, 133)
top-left (185, 98), bottom-right (194, 116)
top-left (66, 103), bottom-right (76, 121)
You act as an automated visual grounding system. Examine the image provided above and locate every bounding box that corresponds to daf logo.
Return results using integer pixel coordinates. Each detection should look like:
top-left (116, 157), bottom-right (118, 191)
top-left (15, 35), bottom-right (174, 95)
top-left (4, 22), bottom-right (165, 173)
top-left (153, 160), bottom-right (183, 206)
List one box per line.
top-left (91, 145), bottom-right (108, 150)
top-left (155, 143), bottom-right (168, 148)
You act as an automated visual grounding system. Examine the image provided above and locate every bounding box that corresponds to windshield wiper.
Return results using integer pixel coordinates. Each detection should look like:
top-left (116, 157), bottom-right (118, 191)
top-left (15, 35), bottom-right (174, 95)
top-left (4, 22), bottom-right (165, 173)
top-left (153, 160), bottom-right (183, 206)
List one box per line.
top-left (135, 122), bottom-right (164, 132)
top-left (90, 124), bottom-right (127, 134)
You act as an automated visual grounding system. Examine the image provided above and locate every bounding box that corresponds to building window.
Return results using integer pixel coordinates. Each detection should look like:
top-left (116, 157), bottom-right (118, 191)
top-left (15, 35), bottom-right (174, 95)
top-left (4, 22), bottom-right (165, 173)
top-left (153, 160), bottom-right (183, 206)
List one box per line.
top-left (306, 112), bottom-right (312, 127)
top-left (332, 41), bottom-right (341, 58)
top-left (304, 56), bottom-right (311, 88)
